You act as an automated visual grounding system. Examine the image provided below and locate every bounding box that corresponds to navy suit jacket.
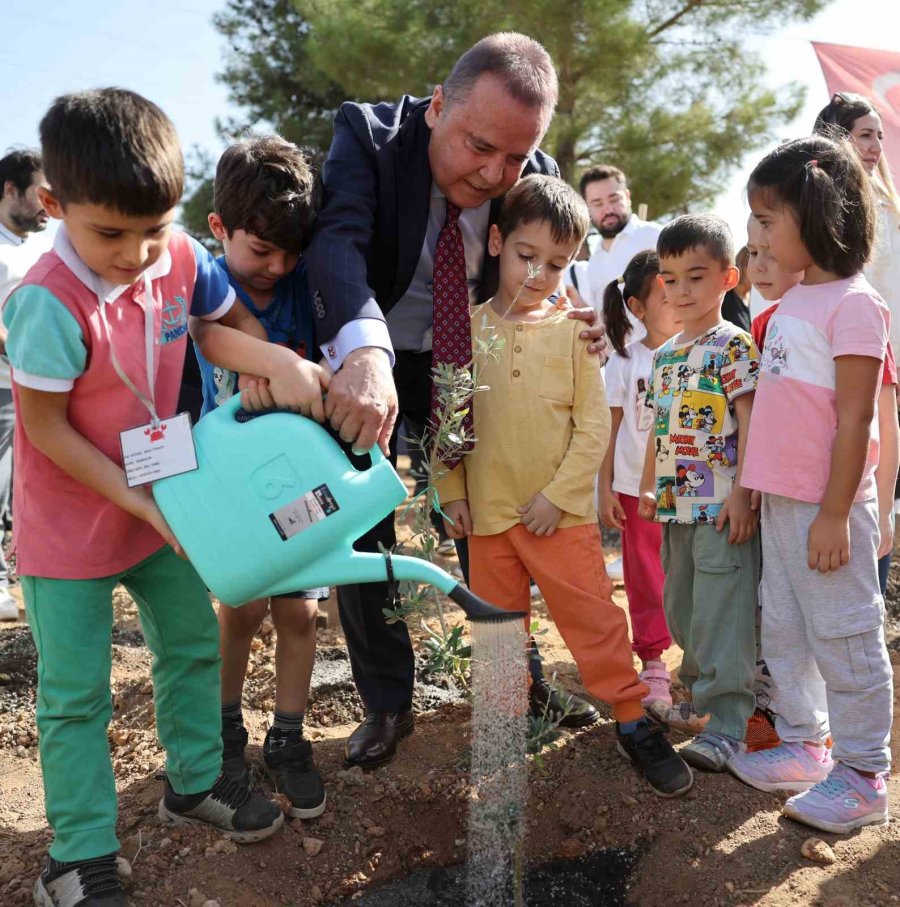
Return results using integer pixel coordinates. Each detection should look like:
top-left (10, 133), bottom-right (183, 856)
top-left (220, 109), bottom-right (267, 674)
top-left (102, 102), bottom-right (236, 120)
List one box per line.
top-left (305, 95), bottom-right (560, 345)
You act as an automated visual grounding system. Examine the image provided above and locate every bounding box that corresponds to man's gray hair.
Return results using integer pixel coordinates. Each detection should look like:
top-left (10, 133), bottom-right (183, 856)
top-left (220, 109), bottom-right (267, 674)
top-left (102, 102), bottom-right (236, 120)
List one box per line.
top-left (442, 33), bottom-right (558, 124)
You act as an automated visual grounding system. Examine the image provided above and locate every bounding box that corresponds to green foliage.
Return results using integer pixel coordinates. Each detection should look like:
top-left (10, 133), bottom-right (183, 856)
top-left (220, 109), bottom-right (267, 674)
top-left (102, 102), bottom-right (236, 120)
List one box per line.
top-left (525, 710), bottom-right (566, 759)
top-left (198, 0), bottom-right (828, 217)
top-left (180, 149), bottom-right (218, 249)
top-left (422, 623), bottom-right (472, 685)
top-left (214, 0), bottom-right (355, 151)
top-left (180, 0), bottom-right (358, 227)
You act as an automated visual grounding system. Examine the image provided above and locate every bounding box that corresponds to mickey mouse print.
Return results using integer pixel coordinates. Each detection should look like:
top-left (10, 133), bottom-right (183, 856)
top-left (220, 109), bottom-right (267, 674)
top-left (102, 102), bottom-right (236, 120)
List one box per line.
top-left (646, 323), bottom-right (760, 523)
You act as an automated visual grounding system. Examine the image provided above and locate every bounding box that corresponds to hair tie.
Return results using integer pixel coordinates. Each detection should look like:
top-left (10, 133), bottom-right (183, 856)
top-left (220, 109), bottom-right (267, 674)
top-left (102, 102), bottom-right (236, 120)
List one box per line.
top-left (806, 159), bottom-right (819, 170)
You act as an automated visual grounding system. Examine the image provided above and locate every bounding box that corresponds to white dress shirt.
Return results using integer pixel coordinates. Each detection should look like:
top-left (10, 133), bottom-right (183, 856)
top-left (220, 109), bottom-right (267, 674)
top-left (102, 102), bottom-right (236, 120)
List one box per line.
top-left (566, 214), bottom-right (661, 343)
top-left (321, 186), bottom-right (490, 369)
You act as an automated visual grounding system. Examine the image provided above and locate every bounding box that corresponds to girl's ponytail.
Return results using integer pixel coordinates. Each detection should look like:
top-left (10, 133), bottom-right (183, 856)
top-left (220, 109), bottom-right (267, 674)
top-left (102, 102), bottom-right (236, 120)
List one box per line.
top-left (602, 250), bottom-right (661, 358)
top-left (603, 278), bottom-right (632, 357)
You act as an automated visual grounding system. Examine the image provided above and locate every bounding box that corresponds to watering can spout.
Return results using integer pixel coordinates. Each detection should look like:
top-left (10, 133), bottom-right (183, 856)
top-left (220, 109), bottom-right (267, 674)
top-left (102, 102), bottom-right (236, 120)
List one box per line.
top-left (330, 551), bottom-right (525, 624)
top-left (447, 583), bottom-right (526, 623)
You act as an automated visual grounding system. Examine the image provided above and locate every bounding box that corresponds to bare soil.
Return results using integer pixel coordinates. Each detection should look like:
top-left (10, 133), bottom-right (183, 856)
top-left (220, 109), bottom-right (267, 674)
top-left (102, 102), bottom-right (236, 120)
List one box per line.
top-left (1, 465), bottom-right (899, 906)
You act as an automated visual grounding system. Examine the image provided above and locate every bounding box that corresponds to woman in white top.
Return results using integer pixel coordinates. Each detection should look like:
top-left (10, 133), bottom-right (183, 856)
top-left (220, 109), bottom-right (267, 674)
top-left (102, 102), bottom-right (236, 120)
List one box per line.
top-left (814, 92), bottom-right (900, 355)
top-left (814, 91), bottom-right (900, 595)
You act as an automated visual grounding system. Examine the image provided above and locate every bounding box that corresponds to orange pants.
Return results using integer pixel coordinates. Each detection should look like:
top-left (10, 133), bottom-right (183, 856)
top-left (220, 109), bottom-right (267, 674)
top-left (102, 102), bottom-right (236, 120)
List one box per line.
top-left (470, 522), bottom-right (648, 723)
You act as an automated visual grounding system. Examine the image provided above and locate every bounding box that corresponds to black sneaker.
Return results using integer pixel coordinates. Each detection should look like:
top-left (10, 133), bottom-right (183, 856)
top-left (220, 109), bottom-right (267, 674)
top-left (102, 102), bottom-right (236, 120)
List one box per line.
top-left (616, 720), bottom-right (694, 798)
top-left (529, 678), bottom-right (600, 728)
top-left (34, 852), bottom-right (126, 906)
top-left (221, 722), bottom-right (250, 785)
top-left (159, 773), bottom-right (284, 842)
top-left (264, 727), bottom-right (326, 819)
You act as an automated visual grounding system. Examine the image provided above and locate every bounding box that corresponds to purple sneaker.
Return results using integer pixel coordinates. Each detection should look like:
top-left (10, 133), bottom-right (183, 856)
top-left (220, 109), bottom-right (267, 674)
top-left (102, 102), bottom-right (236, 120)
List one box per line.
top-left (783, 762), bottom-right (889, 834)
top-left (729, 741), bottom-right (832, 793)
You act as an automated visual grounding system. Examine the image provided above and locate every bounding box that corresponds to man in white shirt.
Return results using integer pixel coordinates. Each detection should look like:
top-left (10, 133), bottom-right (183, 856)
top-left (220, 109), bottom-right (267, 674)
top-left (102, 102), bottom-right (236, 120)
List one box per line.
top-left (567, 165), bottom-right (661, 319)
top-left (0, 149), bottom-right (49, 619)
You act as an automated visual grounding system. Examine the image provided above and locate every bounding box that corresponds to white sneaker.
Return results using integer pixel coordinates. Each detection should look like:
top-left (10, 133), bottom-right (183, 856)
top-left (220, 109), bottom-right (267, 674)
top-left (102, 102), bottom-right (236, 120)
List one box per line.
top-left (606, 556), bottom-right (624, 582)
top-left (0, 587), bottom-right (17, 621)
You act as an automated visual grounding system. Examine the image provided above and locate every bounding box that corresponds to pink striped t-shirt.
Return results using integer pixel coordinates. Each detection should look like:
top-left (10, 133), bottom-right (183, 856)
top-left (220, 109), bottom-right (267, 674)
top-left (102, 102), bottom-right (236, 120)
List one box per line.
top-left (741, 274), bottom-right (889, 504)
top-left (4, 228), bottom-right (235, 579)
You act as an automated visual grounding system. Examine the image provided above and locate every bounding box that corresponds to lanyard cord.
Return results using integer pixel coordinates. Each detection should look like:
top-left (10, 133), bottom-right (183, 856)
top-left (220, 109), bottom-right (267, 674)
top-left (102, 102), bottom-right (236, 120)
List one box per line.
top-left (95, 273), bottom-right (161, 427)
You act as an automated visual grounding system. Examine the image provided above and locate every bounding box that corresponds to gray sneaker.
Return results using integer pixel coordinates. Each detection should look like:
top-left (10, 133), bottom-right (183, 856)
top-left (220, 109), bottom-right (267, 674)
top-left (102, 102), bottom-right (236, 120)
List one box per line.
top-left (34, 852), bottom-right (126, 906)
top-left (681, 730), bottom-right (743, 772)
top-left (159, 773), bottom-right (283, 843)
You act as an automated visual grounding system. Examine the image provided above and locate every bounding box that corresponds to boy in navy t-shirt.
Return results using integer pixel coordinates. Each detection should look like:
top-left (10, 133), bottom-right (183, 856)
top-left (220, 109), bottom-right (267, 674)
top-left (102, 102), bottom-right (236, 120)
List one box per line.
top-left (193, 136), bottom-right (330, 819)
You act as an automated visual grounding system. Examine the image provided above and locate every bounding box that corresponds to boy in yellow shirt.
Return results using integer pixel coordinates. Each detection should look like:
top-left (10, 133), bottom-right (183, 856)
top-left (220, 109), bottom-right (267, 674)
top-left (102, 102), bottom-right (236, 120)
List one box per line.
top-left (436, 175), bottom-right (691, 797)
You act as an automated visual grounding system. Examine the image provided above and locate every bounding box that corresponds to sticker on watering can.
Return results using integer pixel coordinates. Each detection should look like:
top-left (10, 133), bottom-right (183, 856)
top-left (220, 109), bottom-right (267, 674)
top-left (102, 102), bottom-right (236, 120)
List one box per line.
top-left (269, 484), bottom-right (340, 540)
top-left (119, 412), bottom-right (198, 488)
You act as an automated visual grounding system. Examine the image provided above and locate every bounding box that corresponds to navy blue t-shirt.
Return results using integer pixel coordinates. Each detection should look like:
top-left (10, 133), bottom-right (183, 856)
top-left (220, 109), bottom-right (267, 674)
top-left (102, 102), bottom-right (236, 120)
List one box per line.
top-left (195, 257), bottom-right (317, 415)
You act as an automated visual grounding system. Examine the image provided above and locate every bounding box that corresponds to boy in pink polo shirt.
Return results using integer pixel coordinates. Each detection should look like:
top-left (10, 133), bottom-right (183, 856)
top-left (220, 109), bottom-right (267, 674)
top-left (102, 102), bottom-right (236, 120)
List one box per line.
top-left (3, 89), bottom-right (330, 907)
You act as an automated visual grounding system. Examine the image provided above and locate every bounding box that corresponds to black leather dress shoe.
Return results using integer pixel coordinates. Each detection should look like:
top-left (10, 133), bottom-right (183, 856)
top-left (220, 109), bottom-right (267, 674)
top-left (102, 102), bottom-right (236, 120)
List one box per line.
top-left (345, 711), bottom-right (414, 768)
top-left (529, 678), bottom-right (599, 728)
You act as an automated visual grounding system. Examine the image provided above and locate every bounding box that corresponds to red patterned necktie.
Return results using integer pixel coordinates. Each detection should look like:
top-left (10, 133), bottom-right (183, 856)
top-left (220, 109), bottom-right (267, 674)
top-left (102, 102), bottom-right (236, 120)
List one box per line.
top-left (430, 201), bottom-right (474, 468)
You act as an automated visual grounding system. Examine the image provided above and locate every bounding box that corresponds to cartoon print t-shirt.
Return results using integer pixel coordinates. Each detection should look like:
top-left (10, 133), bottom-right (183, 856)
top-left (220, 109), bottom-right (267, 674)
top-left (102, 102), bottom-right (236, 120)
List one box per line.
top-left (646, 322), bottom-right (760, 524)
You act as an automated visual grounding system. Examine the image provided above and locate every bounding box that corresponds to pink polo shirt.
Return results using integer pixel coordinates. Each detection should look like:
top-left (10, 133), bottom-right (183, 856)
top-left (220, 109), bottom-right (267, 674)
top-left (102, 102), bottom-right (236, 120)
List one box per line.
top-left (741, 274), bottom-right (889, 505)
top-left (4, 227), bottom-right (235, 579)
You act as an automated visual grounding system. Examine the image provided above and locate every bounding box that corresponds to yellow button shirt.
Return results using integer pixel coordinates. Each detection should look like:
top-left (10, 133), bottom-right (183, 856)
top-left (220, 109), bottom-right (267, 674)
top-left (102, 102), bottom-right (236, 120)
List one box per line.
top-left (435, 302), bottom-right (610, 536)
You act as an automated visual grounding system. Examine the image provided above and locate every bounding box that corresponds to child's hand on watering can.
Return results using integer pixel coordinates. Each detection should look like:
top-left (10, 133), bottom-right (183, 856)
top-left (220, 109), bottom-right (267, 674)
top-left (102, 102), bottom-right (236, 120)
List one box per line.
top-left (443, 500), bottom-right (472, 539)
top-left (129, 489), bottom-right (186, 558)
top-left (518, 493), bottom-right (562, 536)
top-left (239, 375), bottom-right (276, 411)
top-left (261, 350), bottom-right (331, 422)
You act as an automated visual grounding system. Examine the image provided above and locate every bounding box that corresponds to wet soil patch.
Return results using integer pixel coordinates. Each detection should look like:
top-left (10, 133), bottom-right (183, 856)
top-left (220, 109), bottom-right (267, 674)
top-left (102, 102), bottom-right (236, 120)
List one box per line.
top-left (330, 848), bottom-right (638, 906)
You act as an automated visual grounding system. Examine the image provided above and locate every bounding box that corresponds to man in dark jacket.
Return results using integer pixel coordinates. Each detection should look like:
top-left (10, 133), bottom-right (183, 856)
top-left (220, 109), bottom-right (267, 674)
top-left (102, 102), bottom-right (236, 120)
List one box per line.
top-left (306, 33), bottom-right (605, 767)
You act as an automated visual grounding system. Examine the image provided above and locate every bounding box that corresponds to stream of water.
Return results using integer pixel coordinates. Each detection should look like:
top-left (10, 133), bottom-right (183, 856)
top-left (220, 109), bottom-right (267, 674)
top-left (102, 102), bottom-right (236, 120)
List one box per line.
top-left (467, 618), bottom-right (529, 906)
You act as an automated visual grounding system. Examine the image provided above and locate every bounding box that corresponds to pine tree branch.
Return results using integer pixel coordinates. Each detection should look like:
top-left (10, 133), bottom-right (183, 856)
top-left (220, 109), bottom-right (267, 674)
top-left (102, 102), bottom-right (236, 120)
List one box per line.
top-left (645, 0), bottom-right (705, 39)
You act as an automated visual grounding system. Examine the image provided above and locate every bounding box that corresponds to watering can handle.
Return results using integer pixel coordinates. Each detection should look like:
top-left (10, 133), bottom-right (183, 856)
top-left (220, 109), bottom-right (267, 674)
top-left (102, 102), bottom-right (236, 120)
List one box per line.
top-left (222, 392), bottom-right (387, 466)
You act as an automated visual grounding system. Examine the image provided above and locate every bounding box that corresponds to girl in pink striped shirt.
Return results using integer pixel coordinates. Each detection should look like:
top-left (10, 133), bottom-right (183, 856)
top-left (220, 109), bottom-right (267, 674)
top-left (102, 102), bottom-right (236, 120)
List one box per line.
top-left (729, 134), bottom-right (893, 835)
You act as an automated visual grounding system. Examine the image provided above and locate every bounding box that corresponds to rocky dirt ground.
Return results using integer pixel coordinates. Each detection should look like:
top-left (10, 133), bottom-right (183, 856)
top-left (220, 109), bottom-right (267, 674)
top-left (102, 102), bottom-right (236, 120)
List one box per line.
top-left (1, 464), bottom-right (899, 906)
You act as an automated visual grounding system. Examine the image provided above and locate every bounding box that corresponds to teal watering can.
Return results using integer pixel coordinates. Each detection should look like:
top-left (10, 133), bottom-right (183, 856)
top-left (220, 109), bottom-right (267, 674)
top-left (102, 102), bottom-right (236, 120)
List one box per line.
top-left (152, 394), bottom-right (522, 622)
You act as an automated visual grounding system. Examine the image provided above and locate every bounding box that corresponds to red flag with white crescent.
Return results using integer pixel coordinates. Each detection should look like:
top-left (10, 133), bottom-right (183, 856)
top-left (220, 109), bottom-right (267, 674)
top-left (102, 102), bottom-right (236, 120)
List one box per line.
top-left (812, 42), bottom-right (900, 179)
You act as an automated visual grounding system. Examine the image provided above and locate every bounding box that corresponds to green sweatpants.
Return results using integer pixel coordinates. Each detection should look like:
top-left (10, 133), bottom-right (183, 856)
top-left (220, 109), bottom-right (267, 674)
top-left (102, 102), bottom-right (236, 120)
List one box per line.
top-left (660, 522), bottom-right (759, 740)
top-left (23, 545), bottom-right (222, 863)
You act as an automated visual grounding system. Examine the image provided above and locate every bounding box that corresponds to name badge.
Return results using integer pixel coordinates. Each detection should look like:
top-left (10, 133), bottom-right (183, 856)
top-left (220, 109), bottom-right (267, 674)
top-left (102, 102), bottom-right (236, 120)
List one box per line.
top-left (119, 412), bottom-right (198, 488)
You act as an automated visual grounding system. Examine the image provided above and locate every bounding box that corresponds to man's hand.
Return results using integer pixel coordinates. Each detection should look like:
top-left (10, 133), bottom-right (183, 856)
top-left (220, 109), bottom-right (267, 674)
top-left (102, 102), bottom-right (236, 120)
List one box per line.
top-left (518, 493), bottom-right (562, 536)
top-left (807, 510), bottom-right (850, 573)
top-left (599, 487), bottom-right (626, 530)
top-left (563, 284), bottom-right (589, 309)
top-left (325, 347), bottom-right (398, 455)
top-left (638, 490), bottom-right (658, 521)
top-left (565, 306), bottom-right (608, 359)
top-left (443, 500), bottom-right (472, 540)
top-left (715, 487), bottom-right (758, 544)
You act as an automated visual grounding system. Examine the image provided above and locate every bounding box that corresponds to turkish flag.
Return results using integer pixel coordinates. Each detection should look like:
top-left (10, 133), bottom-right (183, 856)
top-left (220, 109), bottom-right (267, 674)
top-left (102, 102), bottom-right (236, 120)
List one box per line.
top-left (812, 42), bottom-right (900, 180)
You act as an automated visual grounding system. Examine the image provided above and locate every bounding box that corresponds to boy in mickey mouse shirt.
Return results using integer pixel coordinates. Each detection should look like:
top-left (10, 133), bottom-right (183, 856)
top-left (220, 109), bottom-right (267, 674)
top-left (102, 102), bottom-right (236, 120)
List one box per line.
top-left (639, 214), bottom-right (761, 774)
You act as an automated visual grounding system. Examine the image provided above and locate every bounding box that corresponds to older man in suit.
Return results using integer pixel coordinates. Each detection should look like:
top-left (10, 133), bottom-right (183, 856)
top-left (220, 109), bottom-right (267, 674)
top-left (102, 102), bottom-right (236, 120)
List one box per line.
top-left (306, 33), bottom-right (606, 767)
